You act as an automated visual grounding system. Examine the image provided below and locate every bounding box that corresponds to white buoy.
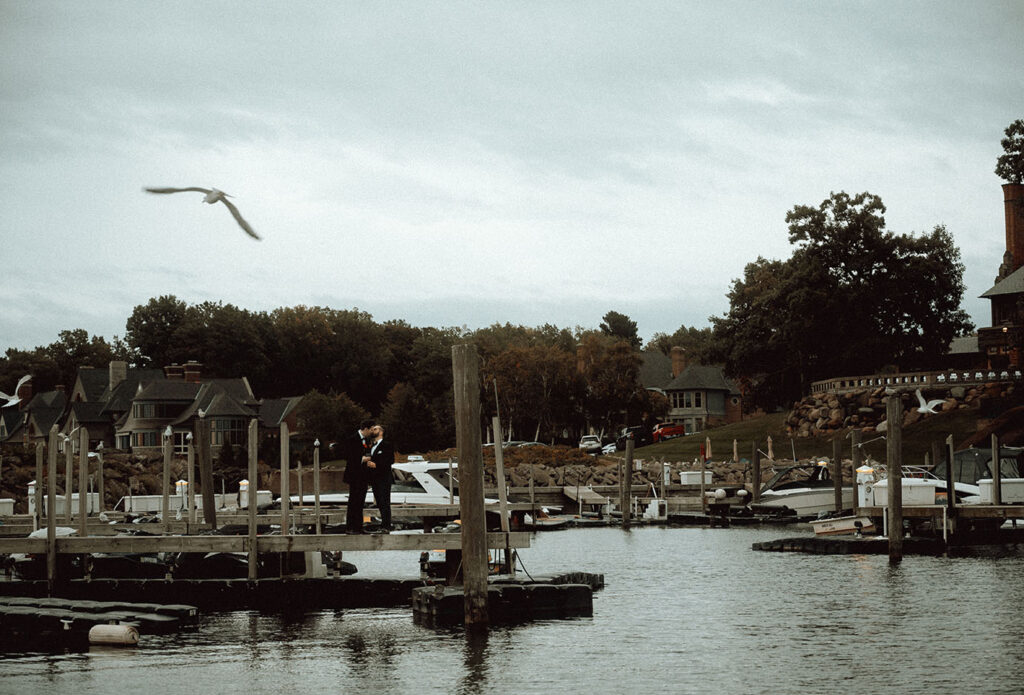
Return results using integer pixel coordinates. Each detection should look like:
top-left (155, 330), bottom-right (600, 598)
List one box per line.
top-left (89, 624), bottom-right (139, 646)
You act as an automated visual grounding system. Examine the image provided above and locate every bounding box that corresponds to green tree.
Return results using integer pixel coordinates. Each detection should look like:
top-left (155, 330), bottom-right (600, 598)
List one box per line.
top-left (577, 333), bottom-right (643, 436)
top-left (648, 325), bottom-right (714, 360)
top-left (599, 311), bottom-right (641, 348)
top-left (379, 382), bottom-right (441, 453)
top-left (124, 295), bottom-right (189, 368)
top-left (995, 118), bottom-right (1024, 184)
top-left (293, 389), bottom-right (370, 449)
top-left (45, 329), bottom-right (116, 389)
top-left (712, 191), bottom-right (973, 409)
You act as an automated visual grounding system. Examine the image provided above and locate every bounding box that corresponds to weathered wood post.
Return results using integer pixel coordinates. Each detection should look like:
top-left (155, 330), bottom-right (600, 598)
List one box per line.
top-left (280, 422), bottom-right (290, 533)
top-left (78, 427), bottom-right (89, 536)
top-left (991, 433), bottom-right (1002, 506)
top-left (752, 442), bottom-right (761, 503)
top-left (492, 416), bottom-right (512, 573)
top-left (248, 419), bottom-right (258, 581)
top-left (886, 394), bottom-right (904, 563)
top-left (851, 430), bottom-right (862, 515)
top-left (162, 427), bottom-right (173, 534)
top-left (832, 436), bottom-right (843, 514)
top-left (197, 418), bottom-right (216, 527)
top-left (187, 433), bottom-right (196, 525)
top-left (314, 438), bottom-right (322, 535)
top-left (47, 426), bottom-right (58, 594)
top-left (96, 443), bottom-right (105, 513)
top-left (945, 434), bottom-right (956, 523)
top-left (34, 442), bottom-right (44, 530)
top-left (64, 438), bottom-right (73, 524)
top-left (297, 445), bottom-right (304, 512)
top-left (452, 344), bottom-right (488, 626)
top-left (621, 438), bottom-right (634, 528)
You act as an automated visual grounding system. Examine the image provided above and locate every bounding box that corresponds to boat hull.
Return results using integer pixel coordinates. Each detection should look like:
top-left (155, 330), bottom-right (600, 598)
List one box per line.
top-left (751, 487), bottom-right (853, 518)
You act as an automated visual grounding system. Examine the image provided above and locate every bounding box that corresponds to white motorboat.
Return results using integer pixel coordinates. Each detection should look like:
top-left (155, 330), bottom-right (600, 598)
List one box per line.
top-left (809, 515), bottom-right (876, 536)
top-left (750, 462), bottom-right (853, 518)
top-left (288, 460), bottom-right (497, 507)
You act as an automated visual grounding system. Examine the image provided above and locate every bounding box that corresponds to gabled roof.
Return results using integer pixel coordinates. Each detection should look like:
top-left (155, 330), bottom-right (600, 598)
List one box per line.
top-left (70, 401), bottom-right (109, 425)
top-left (74, 366), bottom-right (109, 402)
top-left (101, 368), bottom-right (163, 414)
top-left (0, 409), bottom-right (24, 441)
top-left (135, 380), bottom-right (202, 401)
top-left (639, 350), bottom-right (673, 390)
top-left (258, 397), bottom-right (303, 428)
top-left (982, 265), bottom-right (1024, 298)
top-left (170, 380), bottom-right (257, 425)
top-left (664, 364), bottom-right (739, 395)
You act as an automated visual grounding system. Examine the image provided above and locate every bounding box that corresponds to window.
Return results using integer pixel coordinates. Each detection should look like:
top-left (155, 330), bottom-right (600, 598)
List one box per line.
top-left (683, 392), bottom-right (692, 408)
top-left (694, 392), bottom-right (702, 408)
top-left (174, 431), bottom-right (189, 455)
top-left (212, 418), bottom-right (246, 446)
top-left (134, 431), bottom-right (159, 447)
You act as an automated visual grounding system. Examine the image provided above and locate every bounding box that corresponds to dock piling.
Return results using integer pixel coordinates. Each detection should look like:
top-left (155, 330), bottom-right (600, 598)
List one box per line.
top-left (79, 427), bottom-right (89, 536)
top-left (886, 394), bottom-right (904, 563)
top-left (832, 436), bottom-right (843, 514)
top-left (248, 419), bottom-right (258, 581)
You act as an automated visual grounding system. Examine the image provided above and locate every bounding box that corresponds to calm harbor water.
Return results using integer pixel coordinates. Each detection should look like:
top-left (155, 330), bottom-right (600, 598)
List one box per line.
top-left (4, 525), bottom-right (1024, 694)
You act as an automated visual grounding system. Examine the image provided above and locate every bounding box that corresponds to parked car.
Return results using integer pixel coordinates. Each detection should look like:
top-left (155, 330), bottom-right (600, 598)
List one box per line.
top-left (615, 426), bottom-right (651, 451)
top-left (652, 422), bottom-right (687, 442)
top-left (578, 434), bottom-right (602, 455)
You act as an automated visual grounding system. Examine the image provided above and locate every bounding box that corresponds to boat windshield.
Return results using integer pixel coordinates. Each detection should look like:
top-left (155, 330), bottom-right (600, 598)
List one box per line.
top-left (931, 447), bottom-right (1024, 485)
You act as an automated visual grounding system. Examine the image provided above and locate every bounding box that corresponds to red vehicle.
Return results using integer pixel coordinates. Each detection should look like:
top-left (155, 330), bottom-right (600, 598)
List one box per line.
top-left (652, 422), bottom-right (687, 442)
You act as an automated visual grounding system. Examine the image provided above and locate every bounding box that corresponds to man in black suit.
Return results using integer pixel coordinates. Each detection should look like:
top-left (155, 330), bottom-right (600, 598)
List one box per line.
top-left (343, 418), bottom-right (377, 534)
top-left (364, 424), bottom-right (395, 532)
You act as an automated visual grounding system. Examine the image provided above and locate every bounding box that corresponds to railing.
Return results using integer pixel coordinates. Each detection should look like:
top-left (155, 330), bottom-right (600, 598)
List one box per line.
top-left (810, 369), bottom-right (1023, 395)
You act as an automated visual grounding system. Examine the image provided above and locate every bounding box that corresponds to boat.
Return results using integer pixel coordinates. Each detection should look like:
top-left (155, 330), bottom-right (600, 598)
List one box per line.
top-left (288, 460), bottom-right (497, 507)
top-left (523, 507), bottom-right (573, 530)
top-left (750, 461), bottom-right (853, 518)
top-left (809, 515), bottom-right (876, 536)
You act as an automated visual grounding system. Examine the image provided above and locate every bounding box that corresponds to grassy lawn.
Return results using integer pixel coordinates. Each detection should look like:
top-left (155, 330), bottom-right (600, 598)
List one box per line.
top-left (634, 408), bottom-right (985, 465)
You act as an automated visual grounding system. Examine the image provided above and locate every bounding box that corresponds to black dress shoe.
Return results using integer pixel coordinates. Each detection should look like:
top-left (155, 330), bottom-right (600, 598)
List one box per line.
top-left (346, 529), bottom-right (365, 535)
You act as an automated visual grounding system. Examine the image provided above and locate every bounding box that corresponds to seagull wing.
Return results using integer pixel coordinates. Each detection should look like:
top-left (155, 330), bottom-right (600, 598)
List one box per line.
top-left (925, 399), bottom-right (945, 412)
top-left (915, 389), bottom-right (927, 408)
top-left (218, 197), bottom-right (261, 240)
top-left (144, 186), bottom-right (213, 195)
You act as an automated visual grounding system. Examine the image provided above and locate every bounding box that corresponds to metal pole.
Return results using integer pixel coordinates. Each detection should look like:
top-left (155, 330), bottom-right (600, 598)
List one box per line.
top-left (452, 343), bottom-right (488, 626)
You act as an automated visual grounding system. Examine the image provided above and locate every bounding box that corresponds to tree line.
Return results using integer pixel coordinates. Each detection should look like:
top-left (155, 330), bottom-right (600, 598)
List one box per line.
top-left (1, 188), bottom-right (980, 449)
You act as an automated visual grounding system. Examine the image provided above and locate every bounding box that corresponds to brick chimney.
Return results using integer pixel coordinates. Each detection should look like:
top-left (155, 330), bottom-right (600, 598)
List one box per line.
top-left (164, 363), bottom-right (185, 380)
top-left (670, 346), bottom-right (688, 378)
top-left (109, 360), bottom-right (127, 393)
top-left (1005, 183), bottom-right (1024, 272)
top-left (183, 360), bottom-right (203, 383)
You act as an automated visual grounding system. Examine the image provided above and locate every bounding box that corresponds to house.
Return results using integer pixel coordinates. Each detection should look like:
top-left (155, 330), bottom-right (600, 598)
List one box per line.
top-left (978, 183), bottom-right (1024, 368)
top-left (660, 347), bottom-right (742, 433)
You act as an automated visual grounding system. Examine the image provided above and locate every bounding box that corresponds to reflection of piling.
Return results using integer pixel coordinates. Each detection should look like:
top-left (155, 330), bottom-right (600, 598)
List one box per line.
top-left (452, 344), bottom-right (488, 627)
top-left (886, 395), bottom-right (903, 564)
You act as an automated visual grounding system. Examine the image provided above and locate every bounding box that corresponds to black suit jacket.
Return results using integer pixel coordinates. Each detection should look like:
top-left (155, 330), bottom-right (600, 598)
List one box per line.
top-left (342, 431), bottom-right (369, 484)
top-left (367, 438), bottom-right (395, 481)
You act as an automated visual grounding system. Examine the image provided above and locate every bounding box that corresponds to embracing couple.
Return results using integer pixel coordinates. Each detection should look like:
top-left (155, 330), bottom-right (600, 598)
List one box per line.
top-left (342, 419), bottom-right (395, 534)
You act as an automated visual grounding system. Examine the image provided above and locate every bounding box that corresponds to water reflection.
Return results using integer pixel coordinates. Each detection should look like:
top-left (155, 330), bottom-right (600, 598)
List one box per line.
top-left (457, 628), bottom-right (490, 695)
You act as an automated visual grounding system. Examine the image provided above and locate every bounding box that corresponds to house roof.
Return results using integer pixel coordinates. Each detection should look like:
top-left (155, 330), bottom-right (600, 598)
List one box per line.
top-left (74, 366), bottom-right (110, 402)
top-left (0, 409), bottom-right (24, 441)
top-left (664, 364), bottom-right (739, 395)
top-left (70, 401), bottom-right (109, 425)
top-left (258, 397), bottom-right (303, 428)
top-left (949, 335), bottom-right (979, 355)
top-left (982, 265), bottom-right (1024, 298)
top-left (170, 380), bottom-right (257, 425)
top-left (639, 350), bottom-right (673, 390)
top-left (135, 380), bottom-right (203, 401)
top-left (101, 368), bottom-right (163, 414)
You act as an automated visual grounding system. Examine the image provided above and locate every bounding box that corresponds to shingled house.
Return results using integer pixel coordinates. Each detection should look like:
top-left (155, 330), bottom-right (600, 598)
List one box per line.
top-left (660, 347), bottom-right (742, 433)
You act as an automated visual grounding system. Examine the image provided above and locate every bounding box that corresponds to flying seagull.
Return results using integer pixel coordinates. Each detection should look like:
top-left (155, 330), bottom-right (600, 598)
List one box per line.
top-left (143, 187), bottom-right (261, 240)
top-left (0, 374), bottom-right (31, 408)
top-left (915, 389), bottom-right (945, 415)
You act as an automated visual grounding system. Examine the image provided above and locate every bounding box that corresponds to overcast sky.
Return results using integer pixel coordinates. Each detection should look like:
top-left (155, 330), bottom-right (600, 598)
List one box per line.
top-left (1, 1), bottom-right (1021, 352)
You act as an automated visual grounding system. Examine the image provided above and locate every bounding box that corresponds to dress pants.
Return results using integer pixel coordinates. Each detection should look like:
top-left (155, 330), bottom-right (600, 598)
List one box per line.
top-left (346, 478), bottom-right (369, 532)
top-left (369, 475), bottom-right (392, 529)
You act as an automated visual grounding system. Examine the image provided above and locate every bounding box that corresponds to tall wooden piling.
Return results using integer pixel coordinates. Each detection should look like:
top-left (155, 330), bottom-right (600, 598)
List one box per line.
top-left (96, 444), bottom-right (104, 513)
top-left (280, 422), bottom-right (290, 533)
top-left (752, 442), bottom-right (761, 503)
top-left (248, 419), bottom-right (258, 581)
top-left (162, 429), bottom-right (173, 534)
top-left (621, 438), bottom-right (634, 528)
top-left (991, 433), bottom-right (1002, 505)
top-left (945, 435), bottom-right (956, 517)
top-left (886, 395), bottom-right (903, 563)
top-left (314, 439), bottom-right (322, 535)
top-left (64, 440), bottom-right (73, 524)
top-left (492, 416), bottom-right (512, 573)
top-left (34, 443), bottom-right (43, 530)
top-left (78, 428), bottom-right (89, 536)
top-left (452, 344), bottom-right (488, 626)
top-left (187, 433), bottom-right (196, 524)
top-left (832, 436), bottom-right (843, 514)
top-left (46, 427), bottom-right (58, 593)
top-left (851, 430), bottom-right (862, 515)
top-left (197, 418), bottom-right (216, 527)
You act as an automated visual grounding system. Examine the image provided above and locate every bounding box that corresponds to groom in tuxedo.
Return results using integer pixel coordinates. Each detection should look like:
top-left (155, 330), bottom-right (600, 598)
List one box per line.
top-left (363, 424), bottom-right (395, 532)
top-left (343, 418), bottom-right (377, 534)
